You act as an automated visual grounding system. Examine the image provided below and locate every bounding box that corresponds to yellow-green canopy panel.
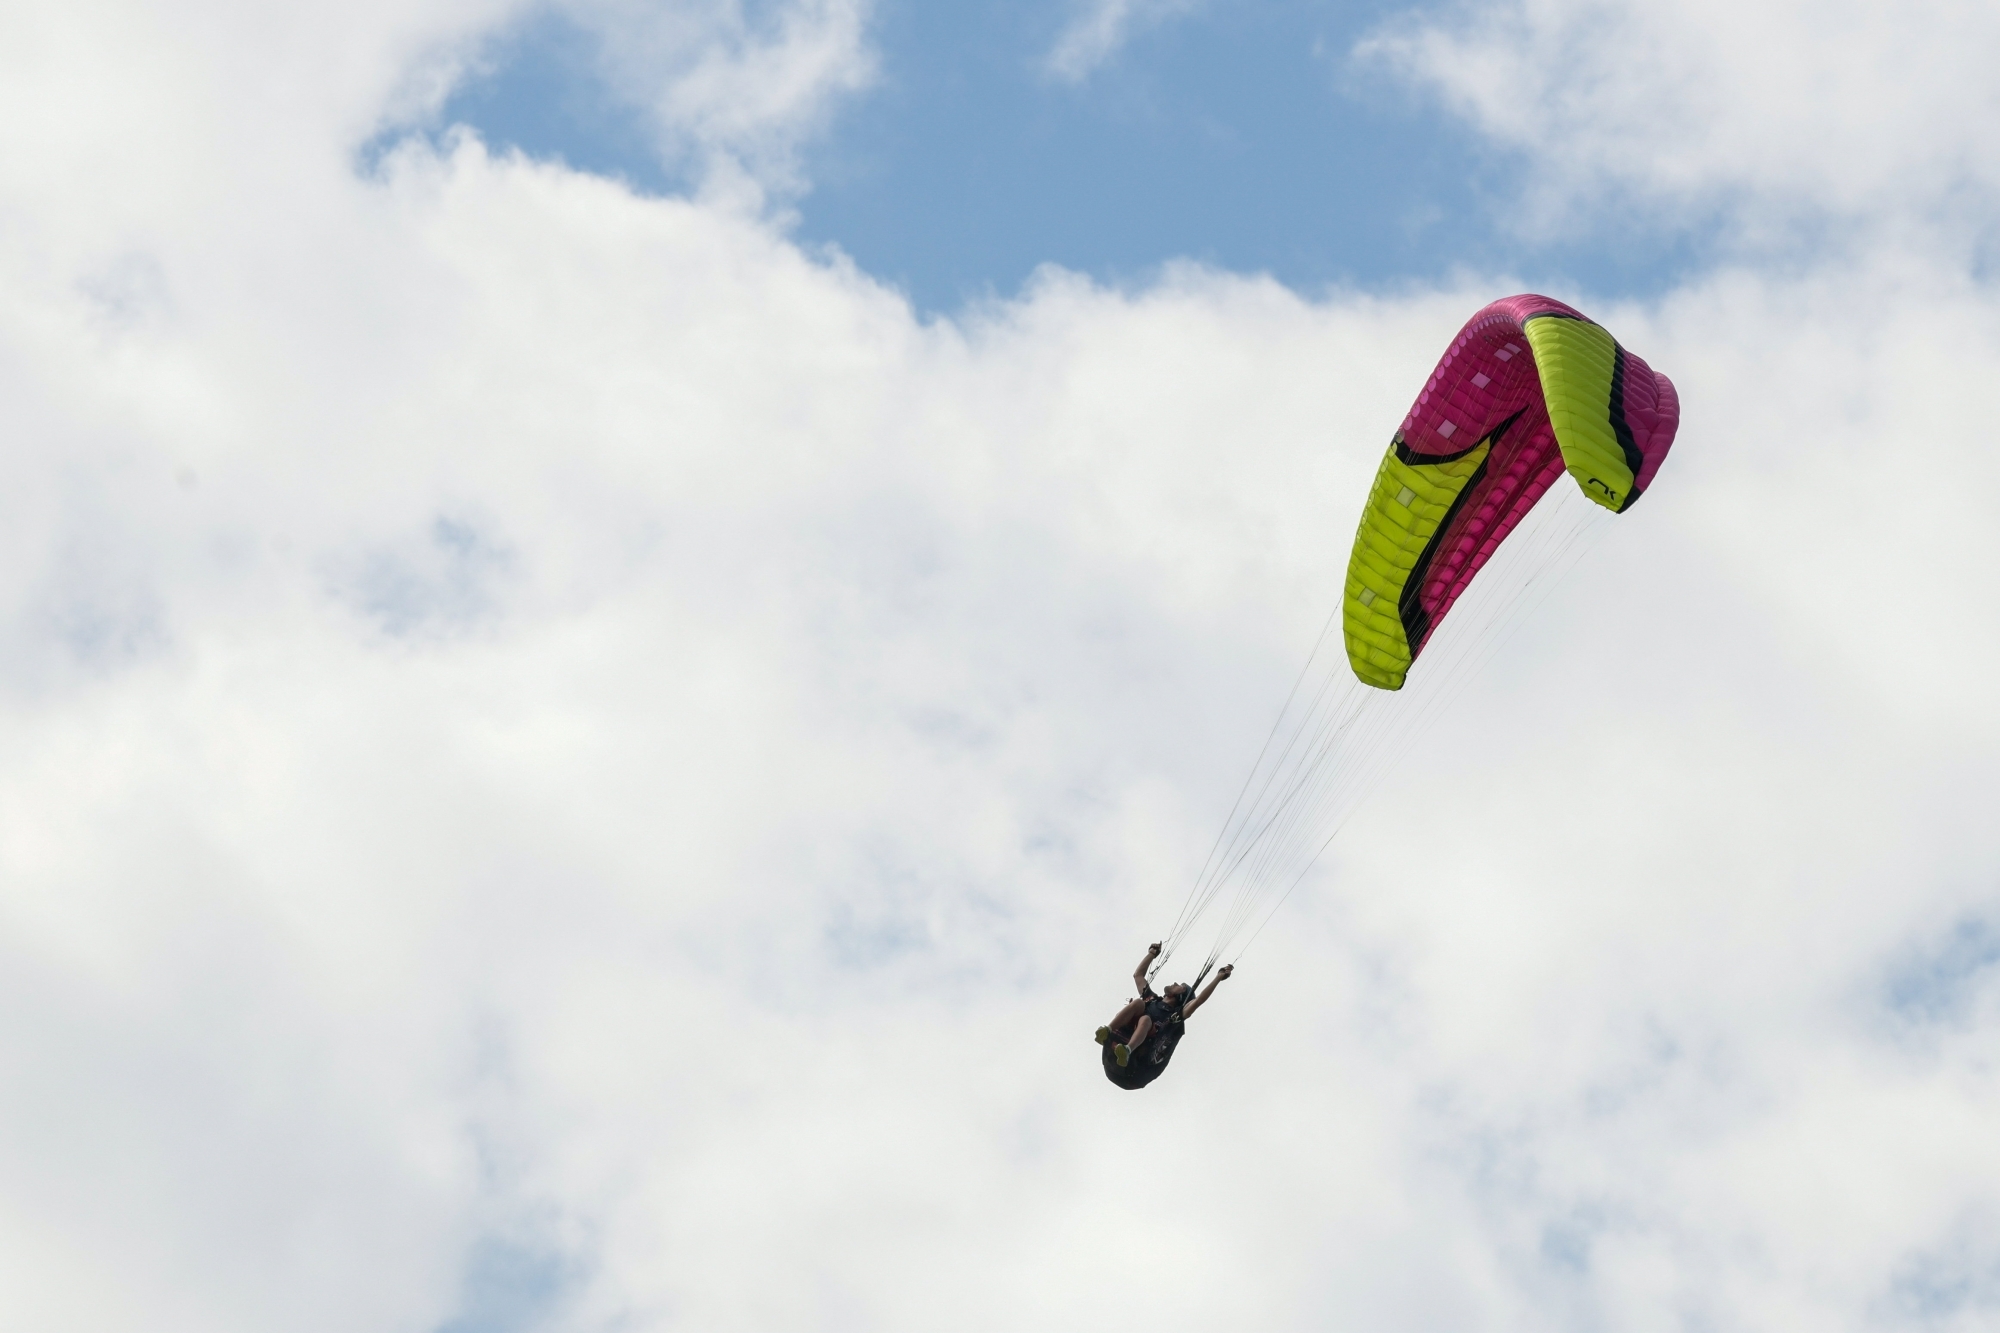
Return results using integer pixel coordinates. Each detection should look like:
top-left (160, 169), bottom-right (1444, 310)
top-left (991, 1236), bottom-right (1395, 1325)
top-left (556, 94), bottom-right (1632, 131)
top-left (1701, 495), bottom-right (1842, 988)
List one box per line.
top-left (1343, 295), bottom-right (1680, 690)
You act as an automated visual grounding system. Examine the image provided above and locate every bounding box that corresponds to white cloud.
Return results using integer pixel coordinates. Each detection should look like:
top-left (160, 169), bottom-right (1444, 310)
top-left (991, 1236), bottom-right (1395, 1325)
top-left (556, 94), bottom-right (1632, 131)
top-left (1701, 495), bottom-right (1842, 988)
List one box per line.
top-left (1044, 0), bottom-right (1202, 83)
top-left (358, 0), bottom-right (876, 203)
top-left (556, 0), bottom-right (876, 195)
top-left (1359, 0), bottom-right (2000, 245)
top-left (3, 0), bottom-right (2000, 1330)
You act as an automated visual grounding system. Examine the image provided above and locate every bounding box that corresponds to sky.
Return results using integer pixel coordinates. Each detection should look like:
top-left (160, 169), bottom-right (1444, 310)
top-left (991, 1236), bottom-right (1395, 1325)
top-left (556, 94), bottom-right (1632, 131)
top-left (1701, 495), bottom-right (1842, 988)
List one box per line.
top-left (2, 2), bottom-right (2000, 1331)
top-left (430, 0), bottom-right (1713, 310)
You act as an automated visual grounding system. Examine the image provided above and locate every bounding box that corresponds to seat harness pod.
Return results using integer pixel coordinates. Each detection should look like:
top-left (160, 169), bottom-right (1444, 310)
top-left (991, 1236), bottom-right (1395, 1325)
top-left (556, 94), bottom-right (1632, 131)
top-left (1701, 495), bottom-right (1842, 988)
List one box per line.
top-left (1101, 989), bottom-right (1188, 1091)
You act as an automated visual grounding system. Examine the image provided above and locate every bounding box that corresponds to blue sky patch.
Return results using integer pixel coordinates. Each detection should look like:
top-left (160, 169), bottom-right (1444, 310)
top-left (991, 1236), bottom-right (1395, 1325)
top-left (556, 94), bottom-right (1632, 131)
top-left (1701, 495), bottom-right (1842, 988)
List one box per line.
top-left (424, 0), bottom-right (1717, 313)
top-left (1883, 917), bottom-right (2000, 1026)
top-left (428, 10), bottom-right (672, 190)
top-left (344, 516), bottom-right (515, 639)
top-left (436, 1236), bottom-right (573, 1333)
top-left (1882, 1225), bottom-right (2000, 1324)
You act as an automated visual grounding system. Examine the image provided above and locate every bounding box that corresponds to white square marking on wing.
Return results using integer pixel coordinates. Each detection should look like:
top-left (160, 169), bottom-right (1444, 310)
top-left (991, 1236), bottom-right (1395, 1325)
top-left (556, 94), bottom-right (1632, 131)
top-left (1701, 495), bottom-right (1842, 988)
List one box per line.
top-left (1359, 588), bottom-right (1376, 606)
top-left (1494, 348), bottom-right (1513, 361)
top-left (1471, 373), bottom-right (1490, 389)
top-left (1437, 421), bottom-right (1457, 438)
top-left (1395, 486), bottom-right (1415, 506)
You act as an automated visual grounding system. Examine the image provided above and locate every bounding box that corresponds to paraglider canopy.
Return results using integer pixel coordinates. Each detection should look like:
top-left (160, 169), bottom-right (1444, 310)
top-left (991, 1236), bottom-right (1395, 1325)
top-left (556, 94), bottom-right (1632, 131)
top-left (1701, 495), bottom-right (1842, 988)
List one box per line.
top-left (1343, 295), bottom-right (1680, 690)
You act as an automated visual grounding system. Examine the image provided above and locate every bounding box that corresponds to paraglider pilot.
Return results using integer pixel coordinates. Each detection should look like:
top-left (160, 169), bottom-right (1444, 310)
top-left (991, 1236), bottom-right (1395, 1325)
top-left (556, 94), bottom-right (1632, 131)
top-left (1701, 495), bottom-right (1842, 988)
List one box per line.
top-left (1096, 942), bottom-right (1231, 1090)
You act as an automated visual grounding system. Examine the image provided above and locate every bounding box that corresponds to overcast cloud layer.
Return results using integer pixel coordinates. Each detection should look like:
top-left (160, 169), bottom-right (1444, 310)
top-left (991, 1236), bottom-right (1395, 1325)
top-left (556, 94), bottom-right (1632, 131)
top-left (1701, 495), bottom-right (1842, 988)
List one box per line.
top-left (3, 2), bottom-right (2000, 1331)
